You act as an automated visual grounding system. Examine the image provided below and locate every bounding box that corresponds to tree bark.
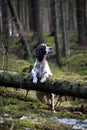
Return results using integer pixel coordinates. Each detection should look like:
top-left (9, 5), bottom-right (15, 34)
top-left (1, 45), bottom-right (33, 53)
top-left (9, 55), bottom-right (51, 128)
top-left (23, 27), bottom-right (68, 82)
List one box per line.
top-left (69, 0), bottom-right (77, 30)
top-left (7, 0), bottom-right (32, 59)
top-left (0, 1), bottom-right (2, 35)
top-left (24, 0), bottom-right (29, 32)
top-left (48, 0), bottom-right (55, 36)
top-left (1, 0), bottom-right (9, 69)
top-left (61, 0), bottom-right (70, 57)
top-left (76, 0), bottom-right (87, 45)
top-left (28, 0), bottom-right (44, 44)
top-left (52, 0), bottom-right (61, 66)
top-left (0, 71), bottom-right (87, 99)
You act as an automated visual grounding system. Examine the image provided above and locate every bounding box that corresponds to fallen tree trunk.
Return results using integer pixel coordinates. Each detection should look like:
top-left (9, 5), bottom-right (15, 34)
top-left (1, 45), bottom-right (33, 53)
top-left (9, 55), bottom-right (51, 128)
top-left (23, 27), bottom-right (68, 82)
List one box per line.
top-left (0, 70), bottom-right (87, 99)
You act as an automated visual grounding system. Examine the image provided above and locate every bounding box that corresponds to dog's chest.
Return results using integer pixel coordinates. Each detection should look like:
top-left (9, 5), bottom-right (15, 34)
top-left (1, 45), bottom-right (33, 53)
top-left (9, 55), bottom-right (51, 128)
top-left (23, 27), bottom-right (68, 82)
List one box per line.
top-left (37, 62), bottom-right (45, 77)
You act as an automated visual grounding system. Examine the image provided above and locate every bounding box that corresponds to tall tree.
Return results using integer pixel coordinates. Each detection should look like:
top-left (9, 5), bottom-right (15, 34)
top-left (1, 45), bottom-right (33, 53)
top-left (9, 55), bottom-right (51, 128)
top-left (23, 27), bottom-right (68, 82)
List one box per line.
top-left (48, 0), bottom-right (55, 36)
top-left (52, 0), bottom-right (61, 65)
top-left (16, 0), bottom-right (21, 20)
top-left (1, 0), bottom-right (9, 69)
top-left (24, 0), bottom-right (30, 32)
top-left (61, 0), bottom-right (70, 57)
top-left (28, 0), bottom-right (44, 44)
top-left (69, 0), bottom-right (77, 30)
top-left (1, 0), bottom-right (9, 37)
top-left (76, 0), bottom-right (87, 45)
top-left (0, 1), bottom-right (2, 35)
top-left (34, 0), bottom-right (44, 44)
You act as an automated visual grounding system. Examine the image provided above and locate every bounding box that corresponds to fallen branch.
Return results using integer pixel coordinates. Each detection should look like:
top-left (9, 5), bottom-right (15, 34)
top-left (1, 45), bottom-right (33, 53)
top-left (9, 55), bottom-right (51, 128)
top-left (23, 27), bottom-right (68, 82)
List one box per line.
top-left (0, 70), bottom-right (87, 99)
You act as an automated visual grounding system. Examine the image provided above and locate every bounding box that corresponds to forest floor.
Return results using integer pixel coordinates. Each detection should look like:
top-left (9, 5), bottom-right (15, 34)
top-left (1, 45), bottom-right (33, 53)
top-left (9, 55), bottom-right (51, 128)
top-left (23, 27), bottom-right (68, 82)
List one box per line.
top-left (0, 35), bottom-right (87, 129)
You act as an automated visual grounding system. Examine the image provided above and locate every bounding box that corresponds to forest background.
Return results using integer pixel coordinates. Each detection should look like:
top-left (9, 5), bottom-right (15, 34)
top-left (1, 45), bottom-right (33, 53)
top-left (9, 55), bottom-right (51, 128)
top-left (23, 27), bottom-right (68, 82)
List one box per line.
top-left (0, 0), bottom-right (87, 130)
top-left (0, 0), bottom-right (87, 66)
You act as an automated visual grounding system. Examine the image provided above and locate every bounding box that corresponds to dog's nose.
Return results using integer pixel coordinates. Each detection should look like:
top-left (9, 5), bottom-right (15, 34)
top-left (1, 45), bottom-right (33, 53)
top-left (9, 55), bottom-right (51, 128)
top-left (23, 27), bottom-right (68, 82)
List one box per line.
top-left (49, 47), bottom-right (53, 52)
top-left (46, 46), bottom-right (53, 54)
top-left (50, 47), bottom-right (52, 50)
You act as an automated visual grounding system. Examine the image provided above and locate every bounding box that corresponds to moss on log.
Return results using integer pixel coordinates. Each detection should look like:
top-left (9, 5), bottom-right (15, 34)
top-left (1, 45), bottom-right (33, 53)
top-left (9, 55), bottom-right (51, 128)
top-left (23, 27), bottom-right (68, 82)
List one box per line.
top-left (0, 70), bottom-right (87, 99)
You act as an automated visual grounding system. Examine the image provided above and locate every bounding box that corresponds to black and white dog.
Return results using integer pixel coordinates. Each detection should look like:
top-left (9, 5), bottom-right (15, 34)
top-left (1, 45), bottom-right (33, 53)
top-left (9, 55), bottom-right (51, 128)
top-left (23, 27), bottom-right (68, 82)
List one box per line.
top-left (31, 44), bottom-right (55, 112)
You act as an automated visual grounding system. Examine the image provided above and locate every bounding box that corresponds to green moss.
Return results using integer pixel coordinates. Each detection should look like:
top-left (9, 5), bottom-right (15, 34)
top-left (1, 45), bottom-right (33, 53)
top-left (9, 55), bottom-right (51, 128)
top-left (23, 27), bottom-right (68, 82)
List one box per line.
top-left (14, 119), bottom-right (35, 129)
top-left (1, 87), bottom-right (87, 130)
top-left (62, 51), bottom-right (87, 76)
top-left (14, 115), bottom-right (72, 130)
top-left (68, 30), bottom-right (78, 43)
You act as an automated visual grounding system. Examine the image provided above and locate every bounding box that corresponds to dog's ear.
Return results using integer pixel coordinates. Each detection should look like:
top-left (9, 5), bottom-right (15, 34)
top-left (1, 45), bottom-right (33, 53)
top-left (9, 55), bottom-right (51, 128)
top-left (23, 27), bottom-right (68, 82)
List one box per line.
top-left (36, 45), bottom-right (46, 62)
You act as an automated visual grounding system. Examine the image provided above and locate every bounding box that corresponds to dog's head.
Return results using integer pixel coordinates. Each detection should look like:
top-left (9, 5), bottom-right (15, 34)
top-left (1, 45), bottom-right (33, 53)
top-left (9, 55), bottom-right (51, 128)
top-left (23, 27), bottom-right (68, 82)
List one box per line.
top-left (36, 44), bottom-right (52, 62)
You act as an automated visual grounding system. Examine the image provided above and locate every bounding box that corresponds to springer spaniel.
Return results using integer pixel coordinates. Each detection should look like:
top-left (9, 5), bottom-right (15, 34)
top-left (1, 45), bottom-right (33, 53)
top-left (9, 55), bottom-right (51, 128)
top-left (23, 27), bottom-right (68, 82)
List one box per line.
top-left (31, 44), bottom-right (55, 112)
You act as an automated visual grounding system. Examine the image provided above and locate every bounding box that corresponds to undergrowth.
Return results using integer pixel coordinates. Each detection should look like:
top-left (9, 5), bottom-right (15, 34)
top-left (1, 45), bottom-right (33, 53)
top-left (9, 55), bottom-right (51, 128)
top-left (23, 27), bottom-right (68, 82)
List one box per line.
top-left (0, 88), bottom-right (73, 130)
top-left (0, 32), bottom-right (87, 129)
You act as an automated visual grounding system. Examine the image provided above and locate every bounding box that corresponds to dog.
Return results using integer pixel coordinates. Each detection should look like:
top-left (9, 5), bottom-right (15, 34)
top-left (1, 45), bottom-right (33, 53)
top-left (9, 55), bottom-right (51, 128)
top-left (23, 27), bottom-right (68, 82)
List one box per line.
top-left (31, 44), bottom-right (55, 112)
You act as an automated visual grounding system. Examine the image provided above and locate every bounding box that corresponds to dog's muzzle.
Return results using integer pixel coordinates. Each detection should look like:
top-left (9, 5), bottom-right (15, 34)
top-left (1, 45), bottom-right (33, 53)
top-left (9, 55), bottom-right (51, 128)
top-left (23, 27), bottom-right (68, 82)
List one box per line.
top-left (46, 47), bottom-right (53, 55)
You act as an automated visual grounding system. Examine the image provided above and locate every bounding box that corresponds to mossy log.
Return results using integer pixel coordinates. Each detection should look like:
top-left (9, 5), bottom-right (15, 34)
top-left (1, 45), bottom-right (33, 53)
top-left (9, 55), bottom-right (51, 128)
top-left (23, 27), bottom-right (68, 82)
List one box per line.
top-left (0, 70), bottom-right (87, 99)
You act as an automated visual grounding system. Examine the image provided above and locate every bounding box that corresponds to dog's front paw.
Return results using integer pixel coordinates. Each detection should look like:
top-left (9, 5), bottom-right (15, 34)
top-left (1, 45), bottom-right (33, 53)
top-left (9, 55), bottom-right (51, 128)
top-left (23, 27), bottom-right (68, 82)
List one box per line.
top-left (40, 77), bottom-right (46, 83)
top-left (33, 77), bottom-right (38, 84)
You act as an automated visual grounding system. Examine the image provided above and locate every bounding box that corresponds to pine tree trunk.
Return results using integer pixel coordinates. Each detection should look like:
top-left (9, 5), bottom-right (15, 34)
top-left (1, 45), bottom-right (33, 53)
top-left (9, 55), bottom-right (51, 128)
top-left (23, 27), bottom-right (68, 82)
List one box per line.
top-left (0, 2), bottom-right (2, 35)
top-left (1, 0), bottom-right (9, 69)
top-left (48, 0), bottom-right (55, 36)
top-left (69, 0), bottom-right (77, 30)
top-left (61, 0), bottom-right (70, 57)
top-left (16, 0), bottom-right (21, 20)
top-left (28, 0), bottom-right (44, 44)
top-left (53, 0), bottom-right (61, 66)
top-left (35, 0), bottom-right (44, 44)
top-left (76, 0), bottom-right (87, 45)
top-left (24, 0), bottom-right (29, 32)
